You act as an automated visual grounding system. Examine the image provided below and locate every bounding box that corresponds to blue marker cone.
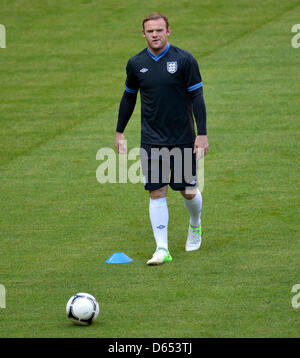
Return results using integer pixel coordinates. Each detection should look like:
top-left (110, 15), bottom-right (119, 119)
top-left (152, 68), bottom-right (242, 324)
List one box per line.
top-left (105, 252), bottom-right (133, 264)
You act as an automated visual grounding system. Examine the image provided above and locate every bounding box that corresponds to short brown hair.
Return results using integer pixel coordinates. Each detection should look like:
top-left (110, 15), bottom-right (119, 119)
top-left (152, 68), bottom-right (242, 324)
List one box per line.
top-left (142, 13), bottom-right (169, 30)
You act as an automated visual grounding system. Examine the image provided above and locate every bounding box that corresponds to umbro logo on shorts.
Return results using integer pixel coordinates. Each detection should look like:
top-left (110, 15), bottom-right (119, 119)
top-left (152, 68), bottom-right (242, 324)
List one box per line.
top-left (140, 68), bottom-right (149, 73)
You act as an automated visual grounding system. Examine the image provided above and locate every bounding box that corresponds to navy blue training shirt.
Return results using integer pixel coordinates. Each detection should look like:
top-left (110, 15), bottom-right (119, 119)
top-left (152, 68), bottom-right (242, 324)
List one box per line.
top-left (124, 43), bottom-right (204, 146)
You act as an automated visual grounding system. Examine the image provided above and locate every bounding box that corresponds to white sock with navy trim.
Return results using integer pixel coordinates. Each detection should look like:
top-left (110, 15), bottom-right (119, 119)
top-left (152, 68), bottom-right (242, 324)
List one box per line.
top-left (149, 197), bottom-right (169, 251)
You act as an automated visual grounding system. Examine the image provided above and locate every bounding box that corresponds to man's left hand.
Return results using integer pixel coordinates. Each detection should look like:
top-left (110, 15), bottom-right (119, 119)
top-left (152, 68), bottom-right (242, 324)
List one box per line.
top-left (193, 135), bottom-right (209, 160)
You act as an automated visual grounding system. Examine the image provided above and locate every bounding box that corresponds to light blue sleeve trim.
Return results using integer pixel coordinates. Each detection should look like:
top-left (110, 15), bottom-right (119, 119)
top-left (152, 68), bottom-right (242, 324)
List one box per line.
top-left (187, 82), bottom-right (203, 92)
top-left (125, 86), bottom-right (138, 94)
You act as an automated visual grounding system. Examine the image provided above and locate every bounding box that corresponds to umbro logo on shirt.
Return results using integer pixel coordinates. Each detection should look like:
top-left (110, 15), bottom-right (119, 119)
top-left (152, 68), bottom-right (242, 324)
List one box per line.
top-left (140, 68), bottom-right (149, 73)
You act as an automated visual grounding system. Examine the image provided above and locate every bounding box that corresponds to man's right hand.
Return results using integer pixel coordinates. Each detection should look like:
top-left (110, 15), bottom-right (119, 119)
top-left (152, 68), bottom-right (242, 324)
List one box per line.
top-left (115, 132), bottom-right (127, 153)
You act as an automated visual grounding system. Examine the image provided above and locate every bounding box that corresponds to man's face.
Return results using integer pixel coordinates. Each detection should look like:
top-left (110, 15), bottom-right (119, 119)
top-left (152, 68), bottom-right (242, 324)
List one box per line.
top-left (142, 18), bottom-right (171, 54)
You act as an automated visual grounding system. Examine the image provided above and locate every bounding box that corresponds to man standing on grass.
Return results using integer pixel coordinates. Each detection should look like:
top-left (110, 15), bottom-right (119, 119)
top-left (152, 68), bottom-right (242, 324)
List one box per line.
top-left (115, 13), bottom-right (209, 265)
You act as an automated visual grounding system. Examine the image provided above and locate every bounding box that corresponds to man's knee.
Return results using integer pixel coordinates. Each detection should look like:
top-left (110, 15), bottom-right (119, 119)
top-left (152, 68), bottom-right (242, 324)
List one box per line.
top-left (150, 186), bottom-right (168, 199)
top-left (180, 188), bottom-right (198, 200)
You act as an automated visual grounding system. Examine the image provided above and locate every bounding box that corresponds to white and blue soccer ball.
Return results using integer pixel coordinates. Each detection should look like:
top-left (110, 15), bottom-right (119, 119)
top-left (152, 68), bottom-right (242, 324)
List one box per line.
top-left (66, 292), bottom-right (99, 326)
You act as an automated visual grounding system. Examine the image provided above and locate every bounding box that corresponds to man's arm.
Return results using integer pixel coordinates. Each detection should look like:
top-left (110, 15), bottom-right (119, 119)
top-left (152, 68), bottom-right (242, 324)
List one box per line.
top-left (189, 87), bottom-right (209, 158)
top-left (115, 90), bottom-right (137, 153)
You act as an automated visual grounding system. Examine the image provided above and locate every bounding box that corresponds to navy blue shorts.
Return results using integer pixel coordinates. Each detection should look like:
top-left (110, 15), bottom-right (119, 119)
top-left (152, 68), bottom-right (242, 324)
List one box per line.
top-left (140, 143), bottom-right (198, 191)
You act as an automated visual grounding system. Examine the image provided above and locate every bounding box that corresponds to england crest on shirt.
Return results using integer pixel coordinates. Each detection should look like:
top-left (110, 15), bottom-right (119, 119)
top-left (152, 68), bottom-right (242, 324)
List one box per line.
top-left (167, 61), bottom-right (178, 74)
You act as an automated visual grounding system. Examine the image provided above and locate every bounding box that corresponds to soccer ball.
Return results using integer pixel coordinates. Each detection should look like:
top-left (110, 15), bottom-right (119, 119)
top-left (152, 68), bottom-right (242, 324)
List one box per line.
top-left (66, 292), bottom-right (99, 326)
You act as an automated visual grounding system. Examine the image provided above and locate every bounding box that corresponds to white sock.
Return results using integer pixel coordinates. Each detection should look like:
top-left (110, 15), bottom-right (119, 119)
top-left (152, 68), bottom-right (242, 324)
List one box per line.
top-left (184, 190), bottom-right (202, 227)
top-left (149, 197), bottom-right (169, 251)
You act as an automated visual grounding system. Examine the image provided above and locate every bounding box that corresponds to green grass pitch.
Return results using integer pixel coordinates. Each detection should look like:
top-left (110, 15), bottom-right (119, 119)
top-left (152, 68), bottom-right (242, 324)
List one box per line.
top-left (0, 0), bottom-right (300, 337)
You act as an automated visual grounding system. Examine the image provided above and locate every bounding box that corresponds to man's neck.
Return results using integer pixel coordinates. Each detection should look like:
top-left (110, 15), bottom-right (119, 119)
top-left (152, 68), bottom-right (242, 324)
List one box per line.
top-left (148, 42), bottom-right (169, 56)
